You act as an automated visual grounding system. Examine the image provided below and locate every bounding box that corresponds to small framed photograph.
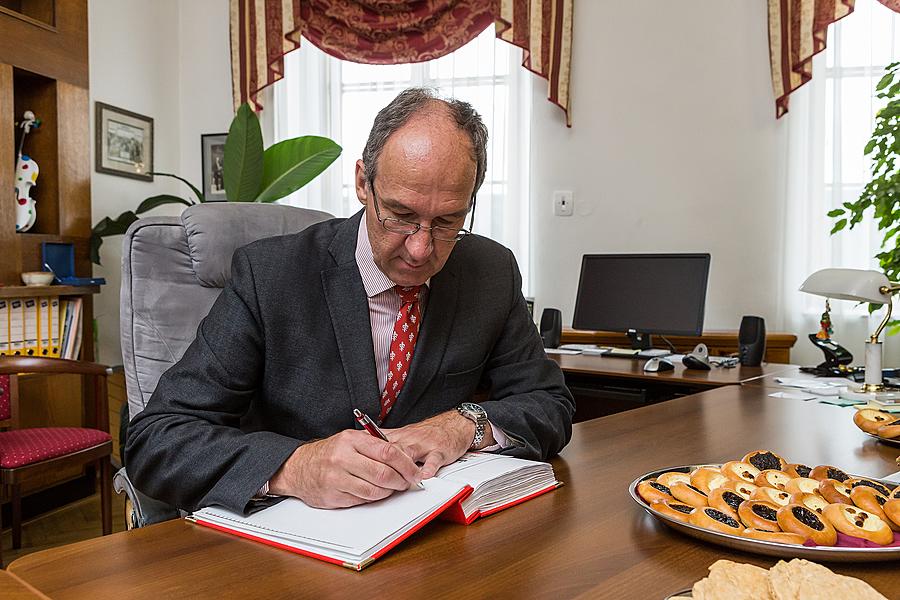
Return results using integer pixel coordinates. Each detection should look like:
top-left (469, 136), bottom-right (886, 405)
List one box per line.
top-left (201, 133), bottom-right (228, 201)
top-left (95, 102), bottom-right (154, 181)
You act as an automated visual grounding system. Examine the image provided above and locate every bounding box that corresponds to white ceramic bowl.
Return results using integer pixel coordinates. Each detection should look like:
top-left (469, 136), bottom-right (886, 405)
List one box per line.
top-left (21, 271), bottom-right (55, 286)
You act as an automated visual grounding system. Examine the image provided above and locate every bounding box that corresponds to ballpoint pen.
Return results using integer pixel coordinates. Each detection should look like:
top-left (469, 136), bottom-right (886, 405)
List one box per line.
top-left (353, 408), bottom-right (425, 489)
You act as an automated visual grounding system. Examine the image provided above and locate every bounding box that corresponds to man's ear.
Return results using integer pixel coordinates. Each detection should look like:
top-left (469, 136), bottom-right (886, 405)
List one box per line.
top-left (355, 160), bottom-right (368, 206)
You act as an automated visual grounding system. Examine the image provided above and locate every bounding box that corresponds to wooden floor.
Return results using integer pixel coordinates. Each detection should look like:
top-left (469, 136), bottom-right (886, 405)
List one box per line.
top-left (1, 491), bottom-right (127, 568)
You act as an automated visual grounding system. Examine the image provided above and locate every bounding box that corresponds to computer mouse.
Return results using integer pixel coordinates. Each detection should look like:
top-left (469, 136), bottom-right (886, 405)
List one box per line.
top-left (643, 357), bottom-right (675, 373)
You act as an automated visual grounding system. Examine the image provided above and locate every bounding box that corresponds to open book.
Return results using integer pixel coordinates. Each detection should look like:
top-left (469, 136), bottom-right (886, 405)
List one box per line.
top-left (189, 452), bottom-right (560, 570)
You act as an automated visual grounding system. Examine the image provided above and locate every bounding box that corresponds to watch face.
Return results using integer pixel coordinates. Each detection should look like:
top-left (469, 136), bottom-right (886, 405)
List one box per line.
top-left (460, 402), bottom-right (486, 418)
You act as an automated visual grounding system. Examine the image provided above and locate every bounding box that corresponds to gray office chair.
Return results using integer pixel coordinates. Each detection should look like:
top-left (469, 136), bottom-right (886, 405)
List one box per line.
top-left (113, 202), bottom-right (333, 528)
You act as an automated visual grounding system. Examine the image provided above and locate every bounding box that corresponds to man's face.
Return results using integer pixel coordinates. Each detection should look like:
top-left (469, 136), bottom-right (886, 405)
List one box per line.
top-left (356, 111), bottom-right (477, 287)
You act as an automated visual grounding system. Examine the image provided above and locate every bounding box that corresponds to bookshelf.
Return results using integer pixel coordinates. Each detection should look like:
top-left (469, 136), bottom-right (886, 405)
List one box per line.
top-left (0, 1), bottom-right (99, 512)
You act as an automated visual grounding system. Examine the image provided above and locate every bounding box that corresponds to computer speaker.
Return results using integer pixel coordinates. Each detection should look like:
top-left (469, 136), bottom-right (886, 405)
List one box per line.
top-left (738, 315), bottom-right (766, 367)
top-left (540, 308), bottom-right (562, 349)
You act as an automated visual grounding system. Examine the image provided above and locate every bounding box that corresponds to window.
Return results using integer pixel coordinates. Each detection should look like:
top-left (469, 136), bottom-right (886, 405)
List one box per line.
top-left (781, 0), bottom-right (900, 362)
top-left (272, 27), bottom-right (532, 290)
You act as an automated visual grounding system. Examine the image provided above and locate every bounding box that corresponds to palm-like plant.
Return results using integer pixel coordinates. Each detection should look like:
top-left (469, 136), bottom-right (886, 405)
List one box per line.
top-left (91, 103), bottom-right (341, 264)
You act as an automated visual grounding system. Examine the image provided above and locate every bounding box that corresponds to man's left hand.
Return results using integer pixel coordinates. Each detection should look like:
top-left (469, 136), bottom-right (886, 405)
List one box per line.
top-left (384, 410), bottom-right (495, 481)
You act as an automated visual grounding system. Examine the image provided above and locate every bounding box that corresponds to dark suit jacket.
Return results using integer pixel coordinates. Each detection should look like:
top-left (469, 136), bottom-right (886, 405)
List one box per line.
top-left (126, 211), bottom-right (575, 513)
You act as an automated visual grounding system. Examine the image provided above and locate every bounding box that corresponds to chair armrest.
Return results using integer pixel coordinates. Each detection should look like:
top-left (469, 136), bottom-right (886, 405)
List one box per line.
top-left (0, 356), bottom-right (111, 377)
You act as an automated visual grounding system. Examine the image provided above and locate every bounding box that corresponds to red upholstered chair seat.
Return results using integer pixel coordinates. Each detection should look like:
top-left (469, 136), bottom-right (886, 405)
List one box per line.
top-left (0, 427), bottom-right (111, 468)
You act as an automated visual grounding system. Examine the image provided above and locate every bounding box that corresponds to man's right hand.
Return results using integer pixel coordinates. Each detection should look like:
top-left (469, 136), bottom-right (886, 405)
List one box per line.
top-left (267, 429), bottom-right (421, 508)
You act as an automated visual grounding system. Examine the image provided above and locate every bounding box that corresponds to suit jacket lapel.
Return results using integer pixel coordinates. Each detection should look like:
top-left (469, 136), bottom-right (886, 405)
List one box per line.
top-left (322, 211), bottom-right (381, 420)
top-left (385, 263), bottom-right (459, 426)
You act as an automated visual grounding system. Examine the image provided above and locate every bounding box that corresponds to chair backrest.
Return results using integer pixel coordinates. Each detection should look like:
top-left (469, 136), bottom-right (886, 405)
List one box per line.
top-left (120, 203), bottom-right (333, 420)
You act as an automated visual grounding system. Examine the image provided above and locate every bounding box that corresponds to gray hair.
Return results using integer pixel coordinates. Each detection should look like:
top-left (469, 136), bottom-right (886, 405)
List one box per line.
top-left (361, 88), bottom-right (488, 198)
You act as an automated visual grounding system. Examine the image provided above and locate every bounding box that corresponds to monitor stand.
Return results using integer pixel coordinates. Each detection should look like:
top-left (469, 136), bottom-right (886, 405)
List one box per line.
top-left (627, 330), bottom-right (652, 351)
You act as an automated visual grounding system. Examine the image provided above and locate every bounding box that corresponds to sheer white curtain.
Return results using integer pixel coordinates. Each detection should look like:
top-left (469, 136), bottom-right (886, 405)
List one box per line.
top-left (780, 0), bottom-right (900, 366)
top-left (270, 27), bottom-right (532, 291)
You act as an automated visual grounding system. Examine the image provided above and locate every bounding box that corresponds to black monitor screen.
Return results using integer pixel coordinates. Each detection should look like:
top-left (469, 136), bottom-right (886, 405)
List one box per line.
top-left (572, 253), bottom-right (710, 336)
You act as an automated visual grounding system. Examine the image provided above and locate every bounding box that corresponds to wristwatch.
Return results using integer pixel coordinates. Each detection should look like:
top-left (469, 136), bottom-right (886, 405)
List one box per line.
top-left (456, 402), bottom-right (488, 450)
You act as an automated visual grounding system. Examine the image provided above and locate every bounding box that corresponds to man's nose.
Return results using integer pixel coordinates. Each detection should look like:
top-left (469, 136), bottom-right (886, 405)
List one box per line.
top-left (404, 227), bottom-right (434, 261)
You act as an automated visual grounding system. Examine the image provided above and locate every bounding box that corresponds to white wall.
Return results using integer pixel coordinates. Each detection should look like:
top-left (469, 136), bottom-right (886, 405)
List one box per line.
top-left (89, 0), bottom-right (232, 364)
top-left (89, 0), bottom-right (183, 364)
top-left (530, 0), bottom-right (792, 350)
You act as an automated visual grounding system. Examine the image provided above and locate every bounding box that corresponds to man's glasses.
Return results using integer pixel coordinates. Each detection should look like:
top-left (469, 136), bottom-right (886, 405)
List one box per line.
top-left (369, 178), bottom-right (475, 242)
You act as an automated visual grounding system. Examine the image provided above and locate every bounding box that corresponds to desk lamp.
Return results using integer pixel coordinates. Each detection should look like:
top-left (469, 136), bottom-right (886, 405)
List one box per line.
top-left (799, 268), bottom-right (900, 402)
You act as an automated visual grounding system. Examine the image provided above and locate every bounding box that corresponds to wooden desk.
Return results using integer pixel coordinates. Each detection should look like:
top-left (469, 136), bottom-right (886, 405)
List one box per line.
top-left (0, 569), bottom-right (49, 599)
top-left (9, 386), bottom-right (900, 599)
top-left (561, 328), bottom-right (798, 363)
top-left (553, 353), bottom-right (796, 420)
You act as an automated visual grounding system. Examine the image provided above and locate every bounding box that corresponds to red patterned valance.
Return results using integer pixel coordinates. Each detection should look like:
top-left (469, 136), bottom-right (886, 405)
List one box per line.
top-left (767, 0), bottom-right (855, 118)
top-left (230, 0), bottom-right (573, 125)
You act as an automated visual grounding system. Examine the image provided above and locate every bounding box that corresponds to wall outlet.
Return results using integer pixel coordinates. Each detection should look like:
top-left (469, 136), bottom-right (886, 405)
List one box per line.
top-left (553, 191), bottom-right (574, 216)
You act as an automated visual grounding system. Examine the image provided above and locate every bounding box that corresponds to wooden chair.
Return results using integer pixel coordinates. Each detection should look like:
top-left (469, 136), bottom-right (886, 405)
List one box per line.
top-left (0, 356), bottom-right (112, 565)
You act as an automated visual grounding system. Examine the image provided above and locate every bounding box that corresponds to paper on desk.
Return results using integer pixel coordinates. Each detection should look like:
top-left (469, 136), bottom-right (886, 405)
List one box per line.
top-left (818, 397), bottom-right (866, 407)
top-left (544, 348), bottom-right (582, 355)
top-left (775, 377), bottom-right (847, 389)
top-left (884, 472), bottom-right (900, 484)
top-left (769, 391), bottom-right (818, 401)
top-left (802, 386), bottom-right (845, 397)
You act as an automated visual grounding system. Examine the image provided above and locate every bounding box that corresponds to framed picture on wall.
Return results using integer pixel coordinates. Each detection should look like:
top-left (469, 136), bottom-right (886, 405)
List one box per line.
top-left (201, 133), bottom-right (228, 201)
top-left (95, 102), bottom-right (154, 181)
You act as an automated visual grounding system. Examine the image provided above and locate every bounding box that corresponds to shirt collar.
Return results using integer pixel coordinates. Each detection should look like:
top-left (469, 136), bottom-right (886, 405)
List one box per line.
top-left (355, 212), bottom-right (430, 298)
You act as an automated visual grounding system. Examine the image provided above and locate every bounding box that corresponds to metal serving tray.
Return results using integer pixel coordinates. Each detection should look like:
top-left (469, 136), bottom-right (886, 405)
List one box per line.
top-left (629, 465), bottom-right (900, 563)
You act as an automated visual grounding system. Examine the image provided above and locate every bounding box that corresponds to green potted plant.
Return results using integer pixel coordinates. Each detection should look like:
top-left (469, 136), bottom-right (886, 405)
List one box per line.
top-left (91, 103), bottom-right (341, 264)
top-left (829, 61), bottom-right (900, 330)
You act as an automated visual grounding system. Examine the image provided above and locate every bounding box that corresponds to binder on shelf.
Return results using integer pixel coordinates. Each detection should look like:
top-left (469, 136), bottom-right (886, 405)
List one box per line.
top-left (48, 297), bottom-right (60, 357)
top-left (9, 299), bottom-right (25, 356)
top-left (23, 298), bottom-right (39, 356)
top-left (38, 297), bottom-right (51, 356)
top-left (61, 298), bottom-right (83, 360)
top-left (0, 300), bottom-right (9, 355)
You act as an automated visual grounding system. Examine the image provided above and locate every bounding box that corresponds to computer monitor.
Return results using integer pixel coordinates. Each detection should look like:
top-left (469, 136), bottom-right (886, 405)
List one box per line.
top-left (572, 253), bottom-right (711, 350)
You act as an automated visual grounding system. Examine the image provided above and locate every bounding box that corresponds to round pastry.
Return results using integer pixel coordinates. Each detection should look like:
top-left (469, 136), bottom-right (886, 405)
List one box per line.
top-left (876, 418), bottom-right (900, 439)
top-left (784, 477), bottom-right (820, 496)
top-left (720, 480), bottom-right (758, 500)
top-left (741, 528), bottom-right (806, 545)
top-left (708, 487), bottom-right (746, 515)
top-left (737, 500), bottom-right (782, 532)
top-left (637, 480), bottom-right (674, 504)
top-left (784, 463), bottom-right (813, 479)
top-left (853, 408), bottom-right (894, 434)
top-left (689, 467), bottom-right (728, 495)
top-left (656, 471), bottom-right (691, 488)
top-left (649, 500), bottom-right (696, 523)
top-left (776, 503), bottom-right (838, 546)
top-left (823, 503), bottom-right (894, 545)
top-left (689, 506), bottom-right (743, 536)
top-left (849, 485), bottom-right (899, 532)
top-left (890, 486), bottom-right (900, 501)
top-left (720, 461), bottom-right (761, 484)
top-left (810, 465), bottom-right (849, 483)
top-left (846, 477), bottom-right (892, 498)
top-left (670, 482), bottom-right (709, 508)
top-left (753, 469), bottom-right (791, 490)
top-left (742, 450), bottom-right (787, 472)
top-left (884, 498), bottom-right (900, 528)
top-left (818, 478), bottom-right (853, 505)
top-left (790, 492), bottom-right (829, 516)
top-left (751, 486), bottom-right (792, 507)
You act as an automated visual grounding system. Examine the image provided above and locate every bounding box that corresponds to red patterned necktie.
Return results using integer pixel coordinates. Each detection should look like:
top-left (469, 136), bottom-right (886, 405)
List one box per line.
top-left (380, 285), bottom-right (422, 422)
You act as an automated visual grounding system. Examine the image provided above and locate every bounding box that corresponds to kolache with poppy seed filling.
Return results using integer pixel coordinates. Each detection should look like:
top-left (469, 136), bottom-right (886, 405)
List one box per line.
top-left (709, 487), bottom-right (745, 515)
top-left (776, 503), bottom-right (838, 546)
top-left (741, 528), bottom-right (806, 545)
top-left (742, 450), bottom-right (787, 473)
top-left (784, 463), bottom-right (812, 479)
top-left (689, 506), bottom-right (744, 536)
top-left (649, 500), bottom-right (696, 523)
top-left (789, 492), bottom-right (829, 516)
top-left (637, 480), bottom-right (674, 504)
top-left (670, 482), bottom-right (709, 508)
top-left (738, 500), bottom-right (782, 532)
top-left (809, 465), bottom-right (850, 483)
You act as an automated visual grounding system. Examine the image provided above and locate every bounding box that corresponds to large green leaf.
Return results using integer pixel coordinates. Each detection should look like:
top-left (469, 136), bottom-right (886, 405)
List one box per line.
top-left (257, 136), bottom-right (342, 203)
top-left (89, 211), bottom-right (139, 265)
top-left (223, 103), bottom-right (264, 202)
top-left (149, 172), bottom-right (205, 203)
top-left (136, 195), bottom-right (193, 214)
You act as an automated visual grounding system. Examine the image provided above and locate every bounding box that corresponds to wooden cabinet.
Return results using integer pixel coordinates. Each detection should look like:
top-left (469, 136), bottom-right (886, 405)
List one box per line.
top-left (0, 1), bottom-right (98, 513)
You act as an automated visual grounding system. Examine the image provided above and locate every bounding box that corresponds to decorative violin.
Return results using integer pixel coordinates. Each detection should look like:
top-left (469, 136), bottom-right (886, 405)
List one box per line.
top-left (15, 110), bottom-right (40, 232)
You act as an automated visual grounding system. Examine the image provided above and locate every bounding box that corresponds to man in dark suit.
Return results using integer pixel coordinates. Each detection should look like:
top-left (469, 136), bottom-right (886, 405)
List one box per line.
top-left (126, 88), bottom-right (574, 514)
